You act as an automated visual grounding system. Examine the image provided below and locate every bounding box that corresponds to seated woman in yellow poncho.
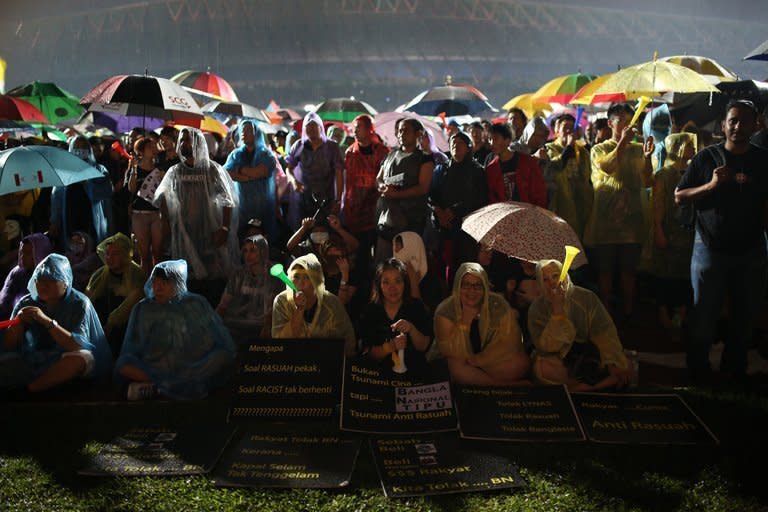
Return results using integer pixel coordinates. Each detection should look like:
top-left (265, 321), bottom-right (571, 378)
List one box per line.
top-left (528, 259), bottom-right (634, 391)
top-left (434, 262), bottom-right (530, 386)
top-left (271, 253), bottom-right (356, 357)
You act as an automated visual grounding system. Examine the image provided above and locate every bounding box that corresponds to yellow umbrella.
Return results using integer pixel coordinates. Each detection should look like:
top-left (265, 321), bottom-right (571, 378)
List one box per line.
top-left (530, 73), bottom-right (596, 103)
top-left (659, 55), bottom-right (738, 83)
top-left (588, 57), bottom-right (720, 101)
top-left (501, 93), bottom-right (551, 117)
top-left (171, 115), bottom-right (228, 137)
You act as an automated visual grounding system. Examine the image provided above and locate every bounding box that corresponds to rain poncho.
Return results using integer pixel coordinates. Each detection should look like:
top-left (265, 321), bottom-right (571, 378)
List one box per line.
top-left (219, 235), bottom-right (282, 332)
top-left (642, 104), bottom-right (672, 171)
top-left (223, 120), bottom-right (278, 239)
top-left (650, 133), bottom-right (697, 280)
top-left (115, 260), bottom-right (236, 399)
top-left (10, 254), bottom-right (113, 382)
top-left (393, 231), bottom-right (428, 283)
top-left (583, 138), bottom-right (648, 246)
top-left (0, 233), bottom-right (53, 320)
top-left (434, 263), bottom-right (524, 364)
top-left (85, 233), bottom-right (145, 331)
top-left (271, 253), bottom-right (356, 356)
top-left (528, 260), bottom-right (628, 383)
top-left (153, 127), bottom-right (240, 280)
top-left (543, 139), bottom-right (593, 239)
top-left (66, 231), bottom-right (101, 291)
top-left (50, 136), bottom-right (113, 246)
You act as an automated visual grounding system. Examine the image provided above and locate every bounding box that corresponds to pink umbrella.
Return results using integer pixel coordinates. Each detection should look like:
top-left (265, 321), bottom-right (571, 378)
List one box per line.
top-left (373, 111), bottom-right (448, 151)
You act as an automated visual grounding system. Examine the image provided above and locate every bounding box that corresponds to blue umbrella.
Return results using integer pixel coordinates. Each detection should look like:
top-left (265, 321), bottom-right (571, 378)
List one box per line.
top-left (0, 145), bottom-right (107, 195)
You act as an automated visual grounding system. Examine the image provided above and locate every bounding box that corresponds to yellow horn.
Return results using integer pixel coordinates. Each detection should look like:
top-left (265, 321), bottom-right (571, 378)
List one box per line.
top-left (630, 95), bottom-right (652, 126)
top-left (559, 245), bottom-right (581, 283)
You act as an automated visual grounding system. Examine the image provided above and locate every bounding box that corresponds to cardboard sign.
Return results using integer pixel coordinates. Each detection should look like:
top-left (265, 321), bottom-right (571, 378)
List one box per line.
top-left (79, 425), bottom-right (236, 476)
top-left (370, 435), bottom-right (526, 497)
top-left (340, 358), bottom-right (457, 434)
top-left (213, 425), bottom-right (361, 488)
top-left (572, 393), bottom-right (719, 445)
top-left (456, 385), bottom-right (585, 442)
top-left (229, 339), bottom-right (344, 420)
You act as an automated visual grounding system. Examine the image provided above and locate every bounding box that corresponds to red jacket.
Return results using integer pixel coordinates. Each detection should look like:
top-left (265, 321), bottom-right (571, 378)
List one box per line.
top-left (485, 152), bottom-right (547, 208)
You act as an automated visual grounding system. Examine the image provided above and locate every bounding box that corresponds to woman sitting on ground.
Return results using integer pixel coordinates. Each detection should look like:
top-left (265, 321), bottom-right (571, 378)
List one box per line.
top-left (115, 260), bottom-right (236, 400)
top-left (359, 258), bottom-right (432, 375)
top-left (434, 262), bottom-right (530, 386)
top-left (528, 259), bottom-right (634, 391)
top-left (2, 254), bottom-right (112, 392)
top-left (271, 253), bottom-right (356, 357)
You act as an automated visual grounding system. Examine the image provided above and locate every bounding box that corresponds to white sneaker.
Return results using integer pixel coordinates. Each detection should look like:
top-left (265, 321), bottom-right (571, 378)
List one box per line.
top-left (127, 382), bottom-right (156, 401)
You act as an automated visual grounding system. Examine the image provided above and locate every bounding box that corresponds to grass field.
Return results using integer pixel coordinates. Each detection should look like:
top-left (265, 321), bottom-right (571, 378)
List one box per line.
top-left (1, 386), bottom-right (767, 512)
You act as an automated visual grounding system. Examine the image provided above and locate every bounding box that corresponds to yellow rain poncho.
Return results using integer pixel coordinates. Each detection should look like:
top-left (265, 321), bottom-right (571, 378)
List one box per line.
top-left (85, 233), bottom-right (146, 331)
top-left (434, 262), bottom-right (524, 365)
top-left (584, 138), bottom-right (648, 246)
top-left (271, 253), bottom-right (356, 356)
top-left (528, 260), bottom-right (628, 384)
top-left (543, 139), bottom-right (593, 239)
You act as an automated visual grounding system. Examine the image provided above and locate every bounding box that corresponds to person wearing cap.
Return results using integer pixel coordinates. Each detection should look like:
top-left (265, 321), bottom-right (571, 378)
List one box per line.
top-left (675, 99), bottom-right (768, 387)
top-left (2, 254), bottom-right (112, 392)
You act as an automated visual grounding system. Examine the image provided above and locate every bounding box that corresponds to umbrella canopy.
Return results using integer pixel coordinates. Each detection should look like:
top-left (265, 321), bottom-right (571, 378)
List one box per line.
top-left (5, 81), bottom-right (84, 124)
top-left (263, 108), bottom-right (302, 124)
top-left (403, 85), bottom-right (497, 117)
top-left (461, 201), bottom-right (588, 267)
top-left (201, 100), bottom-right (267, 122)
top-left (170, 70), bottom-right (238, 102)
top-left (744, 39), bottom-right (768, 61)
top-left (501, 93), bottom-right (552, 117)
top-left (570, 73), bottom-right (625, 105)
top-left (0, 96), bottom-right (50, 123)
top-left (170, 115), bottom-right (228, 137)
top-left (76, 111), bottom-right (165, 134)
top-left (588, 59), bottom-right (719, 100)
top-left (372, 111), bottom-right (448, 151)
top-left (80, 74), bottom-right (204, 121)
top-left (659, 55), bottom-right (738, 83)
top-left (531, 73), bottom-right (597, 104)
top-left (0, 145), bottom-right (107, 194)
top-left (314, 98), bottom-right (377, 123)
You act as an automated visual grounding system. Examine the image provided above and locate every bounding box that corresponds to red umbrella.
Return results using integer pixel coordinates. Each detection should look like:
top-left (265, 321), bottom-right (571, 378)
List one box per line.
top-left (170, 70), bottom-right (238, 102)
top-left (0, 96), bottom-right (51, 123)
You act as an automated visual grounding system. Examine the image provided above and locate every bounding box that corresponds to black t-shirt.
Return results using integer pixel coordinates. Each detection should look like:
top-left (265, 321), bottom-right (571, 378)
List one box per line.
top-left (677, 143), bottom-right (768, 253)
top-left (65, 183), bottom-right (95, 238)
top-left (473, 146), bottom-right (492, 167)
top-left (359, 299), bottom-right (433, 372)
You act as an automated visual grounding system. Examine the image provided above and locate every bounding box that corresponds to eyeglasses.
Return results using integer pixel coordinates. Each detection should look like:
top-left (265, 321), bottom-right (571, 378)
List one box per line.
top-left (460, 282), bottom-right (484, 291)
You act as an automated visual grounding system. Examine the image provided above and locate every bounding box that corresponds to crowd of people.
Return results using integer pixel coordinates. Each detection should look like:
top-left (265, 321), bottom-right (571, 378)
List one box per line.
top-left (0, 96), bottom-right (766, 399)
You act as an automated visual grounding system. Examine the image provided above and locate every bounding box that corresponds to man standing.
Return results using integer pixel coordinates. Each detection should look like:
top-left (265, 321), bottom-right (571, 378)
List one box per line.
top-left (584, 103), bottom-right (654, 320)
top-left (469, 121), bottom-right (492, 166)
top-left (675, 100), bottom-right (768, 386)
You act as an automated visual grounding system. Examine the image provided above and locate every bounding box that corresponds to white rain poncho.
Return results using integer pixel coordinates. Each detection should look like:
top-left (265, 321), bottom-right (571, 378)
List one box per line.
top-left (434, 262), bottom-right (524, 364)
top-left (10, 254), bottom-right (113, 383)
top-left (271, 253), bottom-right (356, 356)
top-left (153, 127), bottom-right (239, 280)
top-left (528, 259), bottom-right (629, 382)
top-left (115, 260), bottom-right (236, 399)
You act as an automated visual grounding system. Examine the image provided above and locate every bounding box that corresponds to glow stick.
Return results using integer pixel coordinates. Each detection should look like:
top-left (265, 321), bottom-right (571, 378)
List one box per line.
top-left (559, 245), bottom-right (581, 283)
top-left (0, 318), bottom-right (21, 329)
top-left (269, 263), bottom-right (298, 292)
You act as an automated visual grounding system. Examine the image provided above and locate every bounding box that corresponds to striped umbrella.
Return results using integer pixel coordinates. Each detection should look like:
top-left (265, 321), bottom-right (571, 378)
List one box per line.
top-left (170, 70), bottom-right (238, 102)
top-left (570, 73), bottom-right (626, 105)
top-left (0, 96), bottom-right (50, 123)
top-left (531, 73), bottom-right (597, 104)
top-left (314, 98), bottom-right (377, 123)
top-left (6, 81), bottom-right (84, 124)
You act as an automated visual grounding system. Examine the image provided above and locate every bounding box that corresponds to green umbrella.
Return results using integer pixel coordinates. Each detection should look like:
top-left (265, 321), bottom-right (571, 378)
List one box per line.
top-left (314, 98), bottom-right (377, 123)
top-left (6, 81), bottom-right (84, 124)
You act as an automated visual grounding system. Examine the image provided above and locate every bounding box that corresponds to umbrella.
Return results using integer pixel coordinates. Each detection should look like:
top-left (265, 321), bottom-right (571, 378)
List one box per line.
top-left (201, 100), bottom-right (268, 122)
top-left (75, 111), bottom-right (165, 134)
top-left (170, 70), bottom-right (238, 102)
top-left (501, 93), bottom-right (552, 117)
top-left (569, 73), bottom-right (626, 105)
top-left (531, 73), bottom-right (597, 104)
top-left (587, 58), bottom-right (720, 100)
top-left (744, 39), bottom-right (768, 61)
top-left (314, 98), bottom-right (377, 123)
top-left (659, 55), bottom-right (738, 83)
top-left (461, 201), bottom-right (588, 267)
top-left (372, 111), bottom-right (449, 151)
top-left (5, 81), bottom-right (84, 124)
top-left (0, 96), bottom-right (50, 123)
top-left (0, 145), bottom-right (107, 195)
top-left (403, 85), bottom-right (497, 117)
top-left (262, 108), bottom-right (303, 124)
top-left (170, 115), bottom-right (228, 137)
top-left (80, 74), bottom-right (204, 122)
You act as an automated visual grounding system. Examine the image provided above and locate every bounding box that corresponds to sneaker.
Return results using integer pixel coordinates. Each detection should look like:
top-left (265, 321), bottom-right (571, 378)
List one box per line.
top-left (127, 382), bottom-right (156, 401)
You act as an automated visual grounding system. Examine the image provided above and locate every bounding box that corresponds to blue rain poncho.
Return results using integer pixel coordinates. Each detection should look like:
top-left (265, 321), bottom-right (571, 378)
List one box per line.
top-left (10, 254), bottom-right (113, 382)
top-left (115, 260), bottom-right (236, 399)
top-left (223, 120), bottom-right (278, 239)
top-left (153, 128), bottom-right (240, 280)
top-left (50, 136), bottom-right (113, 245)
top-left (642, 104), bottom-right (672, 171)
